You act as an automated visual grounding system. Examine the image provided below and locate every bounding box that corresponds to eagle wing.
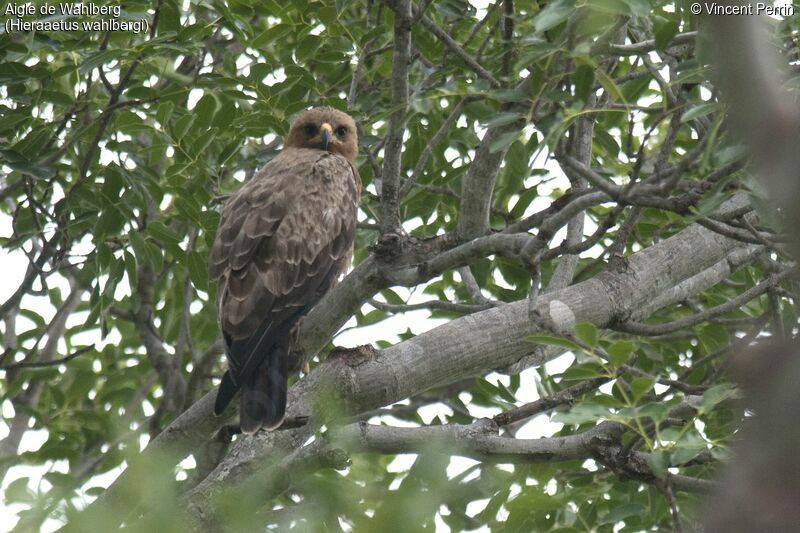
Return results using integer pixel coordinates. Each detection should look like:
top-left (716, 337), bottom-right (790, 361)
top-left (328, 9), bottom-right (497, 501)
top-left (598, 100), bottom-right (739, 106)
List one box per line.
top-left (209, 147), bottom-right (360, 427)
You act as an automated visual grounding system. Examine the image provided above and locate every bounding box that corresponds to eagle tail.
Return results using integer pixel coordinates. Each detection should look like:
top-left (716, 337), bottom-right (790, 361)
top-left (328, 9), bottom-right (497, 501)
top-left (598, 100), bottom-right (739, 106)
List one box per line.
top-left (213, 370), bottom-right (238, 415)
top-left (239, 342), bottom-right (288, 434)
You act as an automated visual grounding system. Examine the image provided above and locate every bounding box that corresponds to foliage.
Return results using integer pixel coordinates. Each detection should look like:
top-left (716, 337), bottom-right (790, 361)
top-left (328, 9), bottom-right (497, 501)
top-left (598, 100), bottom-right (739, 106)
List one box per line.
top-left (1, 0), bottom-right (798, 531)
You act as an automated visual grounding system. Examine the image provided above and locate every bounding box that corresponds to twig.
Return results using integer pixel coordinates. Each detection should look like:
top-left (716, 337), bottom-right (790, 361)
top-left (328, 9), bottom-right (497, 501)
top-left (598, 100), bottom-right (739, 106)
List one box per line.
top-left (400, 96), bottom-right (474, 197)
top-left (1, 345), bottom-right (94, 370)
top-left (368, 297), bottom-right (493, 314)
top-left (494, 377), bottom-right (608, 426)
top-left (616, 267), bottom-right (796, 336)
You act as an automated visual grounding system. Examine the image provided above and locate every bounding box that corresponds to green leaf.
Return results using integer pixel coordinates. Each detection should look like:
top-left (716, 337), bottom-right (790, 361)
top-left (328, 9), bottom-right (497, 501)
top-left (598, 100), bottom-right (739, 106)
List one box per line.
top-left (600, 503), bottom-right (645, 524)
top-left (381, 289), bottom-right (405, 305)
top-left (525, 335), bottom-right (581, 352)
top-left (671, 442), bottom-right (705, 465)
top-left (621, 0), bottom-right (650, 18)
top-left (681, 102), bottom-right (720, 123)
top-left (0, 62), bottom-right (33, 82)
top-left (637, 402), bottom-right (670, 423)
top-left (607, 340), bottom-right (634, 367)
top-left (488, 89), bottom-right (530, 103)
top-left (175, 196), bottom-right (204, 227)
top-left (595, 69), bottom-right (625, 103)
top-left (647, 450), bottom-right (670, 478)
top-left (78, 50), bottom-right (125, 75)
top-left (698, 323), bottom-right (730, 353)
top-left (187, 251), bottom-right (209, 291)
top-left (698, 383), bottom-right (736, 414)
top-left (191, 128), bottom-right (217, 156)
top-left (535, 0), bottom-right (575, 33)
top-left (489, 128), bottom-right (524, 154)
top-left (5, 476), bottom-right (34, 504)
top-left (193, 94), bottom-right (219, 131)
top-left (251, 23), bottom-right (295, 48)
top-left (485, 112), bottom-right (525, 128)
top-left (147, 222), bottom-right (182, 250)
top-left (157, 101), bottom-right (175, 126)
top-left (574, 322), bottom-right (598, 347)
top-left (561, 361), bottom-right (607, 381)
top-left (171, 114), bottom-right (196, 141)
top-left (629, 376), bottom-right (655, 401)
top-left (573, 64), bottom-right (594, 102)
top-left (129, 231), bottom-right (149, 266)
top-left (116, 111), bottom-right (150, 134)
top-left (590, 0), bottom-right (632, 17)
top-left (552, 402), bottom-right (610, 424)
top-left (654, 19), bottom-right (680, 50)
top-left (594, 128), bottom-right (620, 158)
top-left (124, 250), bottom-right (136, 286)
top-left (496, 381), bottom-right (518, 404)
top-left (357, 309), bottom-right (388, 327)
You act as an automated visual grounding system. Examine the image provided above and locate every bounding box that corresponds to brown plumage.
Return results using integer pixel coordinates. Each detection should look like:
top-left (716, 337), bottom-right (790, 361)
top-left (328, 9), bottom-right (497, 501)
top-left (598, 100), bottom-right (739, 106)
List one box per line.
top-left (209, 107), bottom-right (361, 433)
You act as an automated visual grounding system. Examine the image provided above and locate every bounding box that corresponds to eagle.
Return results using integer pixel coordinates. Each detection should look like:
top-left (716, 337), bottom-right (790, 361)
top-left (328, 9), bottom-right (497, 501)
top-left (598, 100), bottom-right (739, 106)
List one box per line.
top-left (209, 107), bottom-right (361, 434)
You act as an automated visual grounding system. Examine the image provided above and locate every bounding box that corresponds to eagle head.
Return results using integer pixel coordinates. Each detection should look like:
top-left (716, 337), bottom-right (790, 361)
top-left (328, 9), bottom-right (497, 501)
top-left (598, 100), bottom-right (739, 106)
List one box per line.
top-left (285, 106), bottom-right (358, 162)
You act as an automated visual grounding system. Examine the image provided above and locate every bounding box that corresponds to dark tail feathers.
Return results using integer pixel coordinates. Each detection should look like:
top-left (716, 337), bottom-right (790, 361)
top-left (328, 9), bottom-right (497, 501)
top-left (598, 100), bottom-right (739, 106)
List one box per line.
top-left (214, 371), bottom-right (238, 415)
top-left (239, 343), bottom-right (288, 434)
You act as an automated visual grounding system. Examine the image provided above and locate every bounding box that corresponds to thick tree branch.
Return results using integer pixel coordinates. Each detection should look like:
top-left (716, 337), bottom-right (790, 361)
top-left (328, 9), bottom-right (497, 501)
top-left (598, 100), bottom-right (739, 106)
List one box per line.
top-left (336, 418), bottom-right (624, 463)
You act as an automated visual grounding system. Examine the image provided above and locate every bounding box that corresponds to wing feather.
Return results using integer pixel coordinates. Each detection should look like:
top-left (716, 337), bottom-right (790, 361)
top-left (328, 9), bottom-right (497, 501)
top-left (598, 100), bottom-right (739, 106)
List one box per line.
top-left (209, 147), bottom-right (361, 389)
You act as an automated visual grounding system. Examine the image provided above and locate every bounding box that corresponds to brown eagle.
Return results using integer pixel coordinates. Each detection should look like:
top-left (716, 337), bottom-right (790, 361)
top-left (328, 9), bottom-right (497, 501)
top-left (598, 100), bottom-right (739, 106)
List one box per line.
top-left (209, 107), bottom-right (361, 433)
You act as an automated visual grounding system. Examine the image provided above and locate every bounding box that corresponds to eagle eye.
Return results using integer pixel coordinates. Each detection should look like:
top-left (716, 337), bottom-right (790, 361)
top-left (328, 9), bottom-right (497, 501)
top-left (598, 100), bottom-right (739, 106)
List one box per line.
top-left (335, 126), bottom-right (348, 137)
top-left (302, 123), bottom-right (318, 136)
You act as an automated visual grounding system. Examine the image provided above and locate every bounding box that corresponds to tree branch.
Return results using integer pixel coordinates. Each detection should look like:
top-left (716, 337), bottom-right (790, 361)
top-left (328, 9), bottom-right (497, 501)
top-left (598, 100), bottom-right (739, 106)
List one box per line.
top-left (133, 261), bottom-right (187, 417)
top-left (616, 266), bottom-right (795, 336)
top-left (456, 119), bottom-right (525, 240)
top-left (381, 0), bottom-right (502, 88)
top-left (379, 0), bottom-right (412, 234)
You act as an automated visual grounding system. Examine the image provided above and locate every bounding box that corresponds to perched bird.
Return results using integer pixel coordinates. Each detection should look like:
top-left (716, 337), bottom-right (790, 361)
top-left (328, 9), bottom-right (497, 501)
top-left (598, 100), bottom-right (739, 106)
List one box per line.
top-left (209, 107), bottom-right (361, 433)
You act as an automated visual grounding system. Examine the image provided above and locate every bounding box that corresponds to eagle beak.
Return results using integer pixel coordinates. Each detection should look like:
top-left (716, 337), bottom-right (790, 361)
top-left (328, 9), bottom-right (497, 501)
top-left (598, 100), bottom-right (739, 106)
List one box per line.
top-left (320, 123), bottom-right (333, 150)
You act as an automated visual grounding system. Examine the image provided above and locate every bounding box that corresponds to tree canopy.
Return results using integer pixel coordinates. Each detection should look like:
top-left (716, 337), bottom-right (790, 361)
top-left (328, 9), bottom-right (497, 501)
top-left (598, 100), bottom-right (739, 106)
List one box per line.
top-left (1, 0), bottom-right (798, 531)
